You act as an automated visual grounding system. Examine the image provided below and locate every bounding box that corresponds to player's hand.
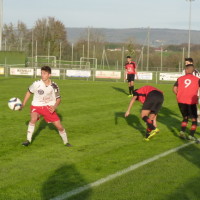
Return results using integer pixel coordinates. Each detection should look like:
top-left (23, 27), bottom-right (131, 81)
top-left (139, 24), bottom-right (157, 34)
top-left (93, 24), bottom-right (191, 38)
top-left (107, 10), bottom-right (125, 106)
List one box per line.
top-left (125, 111), bottom-right (130, 117)
top-left (19, 104), bottom-right (24, 111)
top-left (48, 105), bottom-right (56, 113)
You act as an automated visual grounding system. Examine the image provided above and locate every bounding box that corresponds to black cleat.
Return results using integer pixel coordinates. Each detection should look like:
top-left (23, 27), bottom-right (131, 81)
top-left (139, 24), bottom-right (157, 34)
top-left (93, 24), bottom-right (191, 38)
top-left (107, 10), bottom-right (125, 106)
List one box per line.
top-left (22, 140), bottom-right (30, 146)
top-left (65, 143), bottom-right (72, 147)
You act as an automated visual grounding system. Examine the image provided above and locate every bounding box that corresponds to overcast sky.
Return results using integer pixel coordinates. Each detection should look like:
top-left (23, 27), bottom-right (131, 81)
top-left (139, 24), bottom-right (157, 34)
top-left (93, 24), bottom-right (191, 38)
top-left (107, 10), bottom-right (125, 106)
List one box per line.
top-left (3, 0), bottom-right (200, 30)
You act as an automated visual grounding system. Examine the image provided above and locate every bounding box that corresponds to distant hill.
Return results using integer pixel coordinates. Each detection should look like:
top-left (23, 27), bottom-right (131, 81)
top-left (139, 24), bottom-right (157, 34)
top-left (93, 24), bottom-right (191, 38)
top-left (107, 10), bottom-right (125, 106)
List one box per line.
top-left (67, 27), bottom-right (200, 46)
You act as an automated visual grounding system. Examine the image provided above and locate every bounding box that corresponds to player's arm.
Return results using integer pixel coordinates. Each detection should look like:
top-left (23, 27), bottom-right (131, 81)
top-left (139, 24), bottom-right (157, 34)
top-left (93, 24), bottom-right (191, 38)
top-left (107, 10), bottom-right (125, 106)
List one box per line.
top-left (173, 81), bottom-right (178, 94)
top-left (125, 96), bottom-right (137, 117)
top-left (21, 91), bottom-right (32, 109)
top-left (49, 97), bottom-right (61, 113)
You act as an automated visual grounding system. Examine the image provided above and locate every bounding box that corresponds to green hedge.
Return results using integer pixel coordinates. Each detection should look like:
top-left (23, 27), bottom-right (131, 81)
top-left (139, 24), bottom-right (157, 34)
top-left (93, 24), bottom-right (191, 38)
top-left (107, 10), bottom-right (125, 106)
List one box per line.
top-left (0, 51), bottom-right (26, 65)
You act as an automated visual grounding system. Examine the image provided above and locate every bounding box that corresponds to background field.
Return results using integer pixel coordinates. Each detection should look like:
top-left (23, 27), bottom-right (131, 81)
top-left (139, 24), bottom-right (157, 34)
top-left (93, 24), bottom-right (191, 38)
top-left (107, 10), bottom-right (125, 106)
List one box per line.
top-left (0, 77), bottom-right (200, 200)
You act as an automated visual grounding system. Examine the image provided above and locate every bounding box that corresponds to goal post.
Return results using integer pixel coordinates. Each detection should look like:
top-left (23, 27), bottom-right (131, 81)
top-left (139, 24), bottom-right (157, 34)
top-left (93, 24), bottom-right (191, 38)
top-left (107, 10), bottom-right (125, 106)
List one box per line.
top-left (35, 56), bottom-right (57, 67)
top-left (80, 57), bottom-right (97, 69)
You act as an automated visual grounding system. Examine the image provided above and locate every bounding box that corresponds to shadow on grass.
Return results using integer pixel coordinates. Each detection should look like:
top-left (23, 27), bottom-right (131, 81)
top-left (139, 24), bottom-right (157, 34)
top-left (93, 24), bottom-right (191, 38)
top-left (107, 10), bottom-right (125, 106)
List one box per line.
top-left (164, 144), bottom-right (200, 200)
top-left (41, 164), bottom-right (91, 200)
top-left (112, 86), bottom-right (129, 96)
top-left (115, 112), bottom-right (146, 136)
top-left (157, 106), bottom-right (181, 138)
top-left (158, 106), bottom-right (200, 138)
top-left (25, 113), bottom-right (63, 144)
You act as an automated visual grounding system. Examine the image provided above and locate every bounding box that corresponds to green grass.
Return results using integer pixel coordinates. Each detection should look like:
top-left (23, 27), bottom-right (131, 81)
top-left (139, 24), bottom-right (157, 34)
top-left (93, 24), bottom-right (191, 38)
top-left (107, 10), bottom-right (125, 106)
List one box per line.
top-left (0, 77), bottom-right (200, 200)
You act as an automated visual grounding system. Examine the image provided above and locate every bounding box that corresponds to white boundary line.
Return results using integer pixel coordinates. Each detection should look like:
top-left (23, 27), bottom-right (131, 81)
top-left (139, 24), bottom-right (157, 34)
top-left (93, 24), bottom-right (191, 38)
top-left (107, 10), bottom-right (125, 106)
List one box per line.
top-left (51, 142), bottom-right (195, 200)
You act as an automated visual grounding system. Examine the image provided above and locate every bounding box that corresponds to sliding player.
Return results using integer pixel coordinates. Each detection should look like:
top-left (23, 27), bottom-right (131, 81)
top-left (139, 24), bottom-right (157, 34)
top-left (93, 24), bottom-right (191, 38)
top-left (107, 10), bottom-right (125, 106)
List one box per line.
top-left (20, 66), bottom-right (72, 147)
top-left (125, 85), bottom-right (164, 140)
top-left (173, 64), bottom-right (200, 141)
top-left (124, 56), bottom-right (138, 97)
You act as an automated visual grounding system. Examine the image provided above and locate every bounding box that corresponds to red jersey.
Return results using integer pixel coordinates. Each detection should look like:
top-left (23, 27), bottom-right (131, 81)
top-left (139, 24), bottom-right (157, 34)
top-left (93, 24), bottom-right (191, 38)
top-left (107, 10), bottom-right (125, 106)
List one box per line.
top-left (134, 85), bottom-right (163, 104)
top-left (125, 61), bottom-right (137, 74)
top-left (174, 74), bottom-right (200, 104)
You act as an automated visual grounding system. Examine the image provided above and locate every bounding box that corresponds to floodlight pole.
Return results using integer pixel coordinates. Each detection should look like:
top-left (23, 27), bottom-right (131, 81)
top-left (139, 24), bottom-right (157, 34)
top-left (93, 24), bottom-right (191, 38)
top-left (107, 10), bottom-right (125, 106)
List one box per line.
top-left (71, 43), bottom-right (74, 64)
top-left (0, 0), bottom-right (3, 51)
top-left (187, 0), bottom-right (194, 57)
top-left (146, 27), bottom-right (150, 71)
top-left (87, 27), bottom-right (90, 60)
top-left (161, 43), bottom-right (163, 72)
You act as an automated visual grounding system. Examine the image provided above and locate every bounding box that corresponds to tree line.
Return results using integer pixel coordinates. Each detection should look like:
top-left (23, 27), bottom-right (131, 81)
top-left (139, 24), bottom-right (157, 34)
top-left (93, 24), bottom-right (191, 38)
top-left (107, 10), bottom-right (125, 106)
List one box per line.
top-left (2, 17), bottom-right (200, 71)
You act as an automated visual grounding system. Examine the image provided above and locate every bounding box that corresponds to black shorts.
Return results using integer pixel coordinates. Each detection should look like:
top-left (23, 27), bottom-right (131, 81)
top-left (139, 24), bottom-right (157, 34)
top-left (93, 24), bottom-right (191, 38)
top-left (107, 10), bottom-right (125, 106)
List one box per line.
top-left (142, 90), bottom-right (164, 114)
top-left (127, 74), bottom-right (135, 82)
top-left (178, 103), bottom-right (197, 118)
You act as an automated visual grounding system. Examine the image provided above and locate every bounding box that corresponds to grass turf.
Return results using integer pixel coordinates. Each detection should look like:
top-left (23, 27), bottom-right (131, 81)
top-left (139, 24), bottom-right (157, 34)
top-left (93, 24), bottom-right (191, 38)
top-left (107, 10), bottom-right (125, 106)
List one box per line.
top-left (0, 77), bottom-right (200, 200)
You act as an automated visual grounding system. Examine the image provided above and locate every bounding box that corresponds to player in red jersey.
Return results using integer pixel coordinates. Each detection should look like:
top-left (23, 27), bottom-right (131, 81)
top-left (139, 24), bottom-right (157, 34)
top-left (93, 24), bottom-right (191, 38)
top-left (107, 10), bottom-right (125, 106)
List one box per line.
top-left (124, 56), bottom-right (138, 97)
top-left (20, 66), bottom-right (72, 147)
top-left (125, 85), bottom-right (164, 140)
top-left (173, 64), bottom-right (200, 141)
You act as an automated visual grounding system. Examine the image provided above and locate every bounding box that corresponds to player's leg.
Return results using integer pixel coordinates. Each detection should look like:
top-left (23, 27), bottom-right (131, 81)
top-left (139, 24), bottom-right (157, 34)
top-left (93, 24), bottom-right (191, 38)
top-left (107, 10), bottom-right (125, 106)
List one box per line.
top-left (149, 113), bottom-right (157, 127)
top-left (22, 112), bottom-right (39, 146)
top-left (143, 110), bottom-right (153, 139)
top-left (129, 74), bottom-right (135, 96)
top-left (52, 120), bottom-right (72, 147)
top-left (179, 116), bottom-right (188, 139)
top-left (188, 104), bottom-right (198, 141)
top-left (188, 118), bottom-right (197, 139)
top-left (128, 79), bottom-right (132, 96)
top-left (130, 80), bottom-right (134, 95)
top-left (178, 103), bottom-right (189, 139)
top-left (141, 110), bottom-right (158, 139)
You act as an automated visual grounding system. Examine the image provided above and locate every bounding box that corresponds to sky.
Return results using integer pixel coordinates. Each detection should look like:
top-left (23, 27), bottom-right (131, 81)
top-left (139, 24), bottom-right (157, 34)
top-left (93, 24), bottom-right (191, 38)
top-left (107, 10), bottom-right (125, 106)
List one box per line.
top-left (2, 0), bottom-right (200, 30)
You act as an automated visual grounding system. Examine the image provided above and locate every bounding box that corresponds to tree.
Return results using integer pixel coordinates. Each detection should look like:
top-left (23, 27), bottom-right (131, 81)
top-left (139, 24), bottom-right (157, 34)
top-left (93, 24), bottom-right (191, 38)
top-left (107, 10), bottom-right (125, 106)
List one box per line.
top-left (3, 21), bottom-right (29, 51)
top-left (74, 28), bottom-right (106, 61)
top-left (3, 23), bottom-right (16, 50)
top-left (32, 17), bottom-right (69, 59)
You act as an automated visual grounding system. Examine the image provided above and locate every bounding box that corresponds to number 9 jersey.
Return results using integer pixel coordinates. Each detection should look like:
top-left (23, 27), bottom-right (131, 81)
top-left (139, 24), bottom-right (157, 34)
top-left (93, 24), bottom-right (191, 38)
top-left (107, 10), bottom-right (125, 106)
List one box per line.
top-left (174, 74), bottom-right (200, 104)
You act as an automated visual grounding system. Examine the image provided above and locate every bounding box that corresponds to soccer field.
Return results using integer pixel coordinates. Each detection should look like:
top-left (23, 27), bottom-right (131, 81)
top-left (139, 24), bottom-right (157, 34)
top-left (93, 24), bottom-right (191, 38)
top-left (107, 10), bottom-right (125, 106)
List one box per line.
top-left (0, 77), bottom-right (200, 200)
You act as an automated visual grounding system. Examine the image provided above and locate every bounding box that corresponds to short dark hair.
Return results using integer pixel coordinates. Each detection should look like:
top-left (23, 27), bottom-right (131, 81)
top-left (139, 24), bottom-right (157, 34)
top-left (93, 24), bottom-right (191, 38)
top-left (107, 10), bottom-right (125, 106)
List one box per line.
top-left (41, 66), bottom-right (51, 74)
top-left (126, 56), bottom-right (131, 58)
top-left (185, 57), bottom-right (193, 63)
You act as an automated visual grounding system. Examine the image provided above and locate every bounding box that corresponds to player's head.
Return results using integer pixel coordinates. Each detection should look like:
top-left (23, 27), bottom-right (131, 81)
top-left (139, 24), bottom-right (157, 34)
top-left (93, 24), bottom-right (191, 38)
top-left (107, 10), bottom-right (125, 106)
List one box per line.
top-left (185, 64), bottom-right (194, 74)
top-left (126, 56), bottom-right (132, 61)
top-left (41, 66), bottom-right (51, 81)
top-left (185, 57), bottom-right (193, 65)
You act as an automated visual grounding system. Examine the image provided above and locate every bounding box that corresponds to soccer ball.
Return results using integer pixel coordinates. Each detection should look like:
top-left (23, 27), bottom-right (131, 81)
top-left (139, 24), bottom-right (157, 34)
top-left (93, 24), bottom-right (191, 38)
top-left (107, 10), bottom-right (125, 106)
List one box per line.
top-left (8, 97), bottom-right (22, 111)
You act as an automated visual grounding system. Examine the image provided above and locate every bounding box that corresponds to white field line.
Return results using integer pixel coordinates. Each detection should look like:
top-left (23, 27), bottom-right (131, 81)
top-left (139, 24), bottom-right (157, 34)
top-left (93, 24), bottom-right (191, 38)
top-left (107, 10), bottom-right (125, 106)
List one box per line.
top-left (51, 141), bottom-right (195, 200)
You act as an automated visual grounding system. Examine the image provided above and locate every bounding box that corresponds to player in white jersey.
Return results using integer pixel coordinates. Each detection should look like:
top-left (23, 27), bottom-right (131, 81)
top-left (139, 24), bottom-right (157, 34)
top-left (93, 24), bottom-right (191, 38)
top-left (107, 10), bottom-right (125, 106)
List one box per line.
top-left (182, 58), bottom-right (200, 78)
top-left (21, 66), bottom-right (72, 147)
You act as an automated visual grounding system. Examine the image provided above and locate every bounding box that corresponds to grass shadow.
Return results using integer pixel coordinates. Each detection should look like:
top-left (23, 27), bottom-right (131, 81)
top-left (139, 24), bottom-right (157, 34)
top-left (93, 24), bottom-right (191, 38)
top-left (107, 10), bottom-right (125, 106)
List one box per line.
top-left (115, 112), bottom-right (146, 136)
top-left (157, 106), bottom-right (181, 138)
top-left (112, 86), bottom-right (129, 96)
top-left (41, 164), bottom-right (91, 200)
top-left (158, 106), bottom-right (200, 138)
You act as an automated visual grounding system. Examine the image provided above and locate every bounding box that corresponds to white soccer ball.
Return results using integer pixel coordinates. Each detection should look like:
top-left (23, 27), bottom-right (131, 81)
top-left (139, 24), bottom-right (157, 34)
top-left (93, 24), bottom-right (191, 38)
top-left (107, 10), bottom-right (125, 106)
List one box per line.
top-left (8, 97), bottom-right (22, 111)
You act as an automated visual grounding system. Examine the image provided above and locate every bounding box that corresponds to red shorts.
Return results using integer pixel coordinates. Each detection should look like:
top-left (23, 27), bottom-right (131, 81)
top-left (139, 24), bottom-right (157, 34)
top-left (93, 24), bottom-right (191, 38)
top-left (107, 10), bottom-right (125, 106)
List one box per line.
top-left (30, 106), bottom-right (60, 123)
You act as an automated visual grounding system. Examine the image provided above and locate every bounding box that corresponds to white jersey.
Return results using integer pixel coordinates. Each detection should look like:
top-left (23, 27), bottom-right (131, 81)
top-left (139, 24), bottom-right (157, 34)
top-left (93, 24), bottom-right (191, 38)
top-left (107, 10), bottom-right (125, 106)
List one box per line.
top-left (29, 80), bottom-right (60, 106)
top-left (182, 69), bottom-right (200, 78)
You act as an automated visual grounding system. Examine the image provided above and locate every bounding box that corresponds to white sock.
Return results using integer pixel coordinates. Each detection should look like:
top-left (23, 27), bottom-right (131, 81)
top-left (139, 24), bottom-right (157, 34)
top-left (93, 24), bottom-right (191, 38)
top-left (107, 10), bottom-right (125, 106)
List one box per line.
top-left (59, 129), bottom-right (68, 144)
top-left (27, 123), bottom-right (35, 142)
